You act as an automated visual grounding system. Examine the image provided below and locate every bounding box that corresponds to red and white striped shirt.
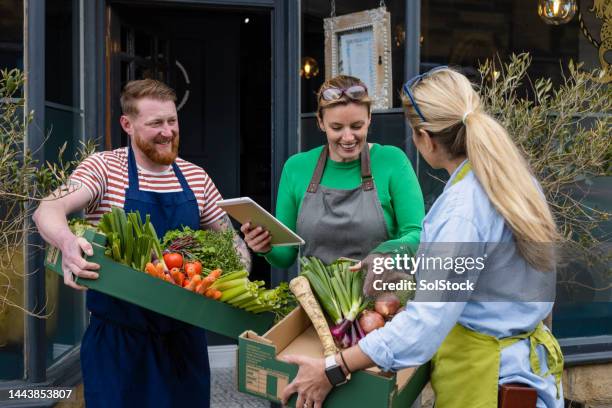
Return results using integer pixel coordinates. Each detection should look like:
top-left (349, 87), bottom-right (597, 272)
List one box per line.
top-left (70, 147), bottom-right (226, 227)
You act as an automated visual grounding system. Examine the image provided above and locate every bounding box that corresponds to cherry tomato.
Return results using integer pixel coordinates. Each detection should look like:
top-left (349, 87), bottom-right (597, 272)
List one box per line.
top-left (163, 253), bottom-right (183, 270)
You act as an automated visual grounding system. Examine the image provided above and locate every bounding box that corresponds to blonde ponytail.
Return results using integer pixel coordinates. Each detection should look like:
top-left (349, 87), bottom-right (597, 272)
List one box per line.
top-left (464, 111), bottom-right (559, 271)
top-left (403, 68), bottom-right (559, 271)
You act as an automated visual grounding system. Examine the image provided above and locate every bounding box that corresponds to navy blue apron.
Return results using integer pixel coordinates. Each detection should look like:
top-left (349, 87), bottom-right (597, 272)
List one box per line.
top-left (81, 147), bottom-right (211, 408)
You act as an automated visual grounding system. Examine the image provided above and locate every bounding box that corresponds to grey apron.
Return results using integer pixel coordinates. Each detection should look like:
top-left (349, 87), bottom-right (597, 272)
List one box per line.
top-left (296, 145), bottom-right (389, 264)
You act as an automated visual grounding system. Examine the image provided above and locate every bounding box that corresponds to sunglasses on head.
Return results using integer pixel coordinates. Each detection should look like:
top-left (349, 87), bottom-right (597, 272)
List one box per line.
top-left (320, 84), bottom-right (368, 102)
top-left (402, 65), bottom-right (449, 122)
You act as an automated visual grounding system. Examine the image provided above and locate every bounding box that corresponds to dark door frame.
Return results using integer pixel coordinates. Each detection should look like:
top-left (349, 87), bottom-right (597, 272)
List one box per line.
top-left (89, 0), bottom-right (299, 200)
top-left (15, 0), bottom-right (299, 389)
top-left (86, 0), bottom-right (300, 285)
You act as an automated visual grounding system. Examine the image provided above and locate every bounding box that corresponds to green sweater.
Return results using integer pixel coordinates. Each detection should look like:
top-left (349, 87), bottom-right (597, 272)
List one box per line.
top-left (264, 144), bottom-right (425, 269)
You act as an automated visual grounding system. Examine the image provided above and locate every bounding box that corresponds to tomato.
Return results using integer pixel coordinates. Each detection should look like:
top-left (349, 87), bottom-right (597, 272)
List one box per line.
top-left (184, 261), bottom-right (202, 279)
top-left (163, 253), bottom-right (183, 270)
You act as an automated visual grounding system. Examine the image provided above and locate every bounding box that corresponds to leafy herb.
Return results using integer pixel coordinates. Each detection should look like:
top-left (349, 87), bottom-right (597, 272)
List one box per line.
top-left (162, 227), bottom-right (244, 273)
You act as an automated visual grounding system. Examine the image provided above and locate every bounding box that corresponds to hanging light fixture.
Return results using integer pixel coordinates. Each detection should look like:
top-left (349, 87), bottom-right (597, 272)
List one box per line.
top-left (393, 24), bottom-right (405, 48)
top-left (538, 0), bottom-right (577, 25)
top-left (300, 56), bottom-right (319, 79)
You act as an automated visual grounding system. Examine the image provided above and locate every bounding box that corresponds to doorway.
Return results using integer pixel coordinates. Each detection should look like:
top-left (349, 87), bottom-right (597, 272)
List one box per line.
top-left (105, 2), bottom-right (272, 344)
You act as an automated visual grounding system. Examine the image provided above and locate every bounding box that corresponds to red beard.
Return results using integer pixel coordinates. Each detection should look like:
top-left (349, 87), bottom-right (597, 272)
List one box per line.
top-left (133, 132), bottom-right (179, 165)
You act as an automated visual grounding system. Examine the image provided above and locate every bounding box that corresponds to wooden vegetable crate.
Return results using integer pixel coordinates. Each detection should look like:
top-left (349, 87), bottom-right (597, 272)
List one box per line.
top-left (45, 229), bottom-right (275, 339)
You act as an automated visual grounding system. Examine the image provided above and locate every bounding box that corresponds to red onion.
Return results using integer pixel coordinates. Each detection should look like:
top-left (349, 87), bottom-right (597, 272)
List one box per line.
top-left (359, 310), bottom-right (385, 334)
top-left (375, 293), bottom-right (401, 318)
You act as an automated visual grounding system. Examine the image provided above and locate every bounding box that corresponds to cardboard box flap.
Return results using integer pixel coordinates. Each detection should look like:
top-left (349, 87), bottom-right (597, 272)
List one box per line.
top-left (264, 306), bottom-right (311, 352)
top-left (277, 326), bottom-right (324, 359)
top-left (242, 330), bottom-right (274, 346)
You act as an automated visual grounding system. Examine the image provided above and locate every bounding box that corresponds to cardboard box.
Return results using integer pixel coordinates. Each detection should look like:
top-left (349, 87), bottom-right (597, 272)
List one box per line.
top-left (238, 307), bottom-right (430, 407)
top-left (44, 229), bottom-right (275, 339)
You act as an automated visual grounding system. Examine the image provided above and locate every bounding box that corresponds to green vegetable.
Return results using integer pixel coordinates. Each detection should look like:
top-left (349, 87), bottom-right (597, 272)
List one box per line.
top-left (162, 227), bottom-right (243, 272)
top-left (300, 257), bottom-right (366, 324)
top-left (97, 207), bottom-right (163, 271)
top-left (68, 218), bottom-right (97, 237)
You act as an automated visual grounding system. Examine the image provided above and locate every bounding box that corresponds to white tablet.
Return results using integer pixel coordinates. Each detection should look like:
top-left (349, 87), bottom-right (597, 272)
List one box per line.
top-left (216, 197), bottom-right (305, 247)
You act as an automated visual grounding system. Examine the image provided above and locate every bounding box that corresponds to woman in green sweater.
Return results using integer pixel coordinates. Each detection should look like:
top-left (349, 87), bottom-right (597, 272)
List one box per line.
top-left (241, 75), bottom-right (424, 271)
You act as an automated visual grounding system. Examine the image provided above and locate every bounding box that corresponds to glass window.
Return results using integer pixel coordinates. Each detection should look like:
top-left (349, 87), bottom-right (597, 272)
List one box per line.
top-left (0, 0), bottom-right (24, 382)
top-left (302, 0), bottom-right (406, 113)
top-left (420, 0), bottom-right (612, 343)
top-left (0, 0), bottom-right (23, 71)
top-left (46, 0), bottom-right (76, 106)
top-left (420, 0), bottom-right (582, 83)
top-left (301, 1), bottom-right (410, 154)
top-left (44, 0), bottom-right (86, 369)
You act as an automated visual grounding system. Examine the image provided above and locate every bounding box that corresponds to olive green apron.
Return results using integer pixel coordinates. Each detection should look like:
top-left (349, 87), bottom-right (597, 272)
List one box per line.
top-left (431, 322), bottom-right (563, 407)
top-left (430, 162), bottom-right (564, 407)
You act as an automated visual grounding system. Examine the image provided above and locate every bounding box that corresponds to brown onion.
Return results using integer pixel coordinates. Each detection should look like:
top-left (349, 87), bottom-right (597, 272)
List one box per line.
top-left (374, 293), bottom-right (401, 318)
top-left (359, 310), bottom-right (385, 334)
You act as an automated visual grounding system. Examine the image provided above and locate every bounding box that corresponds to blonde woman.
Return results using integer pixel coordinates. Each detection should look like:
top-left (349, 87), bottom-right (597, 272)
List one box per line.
top-left (279, 67), bottom-right (564, 408)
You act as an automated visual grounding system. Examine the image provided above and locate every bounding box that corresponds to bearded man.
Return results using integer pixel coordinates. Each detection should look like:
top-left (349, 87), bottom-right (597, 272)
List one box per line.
top-left (33, 79), bottom-right (251, 408)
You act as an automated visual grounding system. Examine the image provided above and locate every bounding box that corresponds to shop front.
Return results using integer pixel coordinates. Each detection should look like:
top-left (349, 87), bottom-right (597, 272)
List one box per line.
top-left (0, 0), bottom-right (610, 406)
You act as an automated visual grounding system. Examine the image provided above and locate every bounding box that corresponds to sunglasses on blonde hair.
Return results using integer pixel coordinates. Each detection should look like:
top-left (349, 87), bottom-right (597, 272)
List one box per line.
top-left (402, 65), bottom-right (449, 122)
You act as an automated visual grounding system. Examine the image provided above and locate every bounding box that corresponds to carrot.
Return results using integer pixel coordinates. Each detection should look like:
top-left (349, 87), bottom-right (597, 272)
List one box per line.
top-left (155, 262), bottom-right (165, 278)
top-left (208, 269), bottom-right (222, 279)
top-left (196, 280), bottom-right (208, 294)
top-left (185, 275), bottom-right (202, 291)
top-left (205, 288), bottom-right (222, 300)
top-left (196, 276), bottom-right (215, 293)
top-left (163, 274), bottom-right (175, 284)
top-left (145, 262), bottom-right (157, 276)
top-left (171, 268), bottom-right (185, 287)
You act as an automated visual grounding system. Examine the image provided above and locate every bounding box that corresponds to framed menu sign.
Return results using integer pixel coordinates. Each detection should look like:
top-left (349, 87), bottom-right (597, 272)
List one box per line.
top-left (324, 7), bottom-right (393, 109)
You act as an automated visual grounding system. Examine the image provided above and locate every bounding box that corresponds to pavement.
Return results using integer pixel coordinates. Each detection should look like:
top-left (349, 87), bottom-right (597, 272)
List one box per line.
top-left (211, 367), bottom-right (269, 408)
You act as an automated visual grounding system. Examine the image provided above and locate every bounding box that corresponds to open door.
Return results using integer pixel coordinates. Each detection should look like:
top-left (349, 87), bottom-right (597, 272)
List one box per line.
top-left (104, 2), bottom-right (272, 345)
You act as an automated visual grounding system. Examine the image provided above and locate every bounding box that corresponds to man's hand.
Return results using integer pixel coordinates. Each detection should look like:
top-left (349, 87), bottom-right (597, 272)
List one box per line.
top-left (33, 184), bottom-right (99, 290)
top-left (280, 355), bottom-right (333, 408)
top-left (59, 233), bottom-right (100, 290)
top-left (207, 215), bottom-right (252, 272)
top-left (240, 222), bottom-right (272, 254)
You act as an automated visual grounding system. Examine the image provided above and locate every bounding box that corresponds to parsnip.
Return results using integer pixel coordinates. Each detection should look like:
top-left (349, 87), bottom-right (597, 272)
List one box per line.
top-left (289, 276), bottom-right (338, 356)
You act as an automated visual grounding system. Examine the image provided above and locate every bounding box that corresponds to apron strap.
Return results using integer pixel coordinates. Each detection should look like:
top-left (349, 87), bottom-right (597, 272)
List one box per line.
top-left (360, 144), bottom-right (374, 191)
top-left (306, 145), bottom-right (374, 193)
top-left (451, 161), bottom-right (472, 186)
top-left (172, 161), bottom-right (191, 192)
top-left (127, 145), bottom-right (141, 191)
top-left (500, 322), bottom-right (564, 399)
top-left (307, 145), bottom-right (329, 193)
top-left (127, 146), bottom-right (189, 193)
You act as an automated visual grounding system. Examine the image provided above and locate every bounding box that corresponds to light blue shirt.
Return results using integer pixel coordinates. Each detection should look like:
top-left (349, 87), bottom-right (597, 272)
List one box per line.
top-left (358, 160), bottom-right (563, 407)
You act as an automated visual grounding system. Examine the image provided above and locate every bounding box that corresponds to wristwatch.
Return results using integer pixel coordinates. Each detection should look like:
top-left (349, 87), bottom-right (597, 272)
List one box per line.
top-left (324, 355), bottom-right (348, 387)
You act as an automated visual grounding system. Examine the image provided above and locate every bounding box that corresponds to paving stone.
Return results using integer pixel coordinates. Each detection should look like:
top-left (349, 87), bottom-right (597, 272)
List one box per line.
top-left (211, 367), bottom-right (269, 408)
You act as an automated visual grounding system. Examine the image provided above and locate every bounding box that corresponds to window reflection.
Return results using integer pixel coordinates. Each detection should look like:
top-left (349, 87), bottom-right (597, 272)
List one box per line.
top-left (421, 0), bottom-right (580, 85)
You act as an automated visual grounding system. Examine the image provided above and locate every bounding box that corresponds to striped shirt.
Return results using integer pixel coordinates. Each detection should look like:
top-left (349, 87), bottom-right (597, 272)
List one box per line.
top-left (69, 147), bottom-right (226, 227)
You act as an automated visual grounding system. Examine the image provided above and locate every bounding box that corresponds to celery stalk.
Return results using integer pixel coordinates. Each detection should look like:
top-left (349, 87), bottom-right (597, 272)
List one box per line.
top-left (213, 278), bottom-right (248, 292)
